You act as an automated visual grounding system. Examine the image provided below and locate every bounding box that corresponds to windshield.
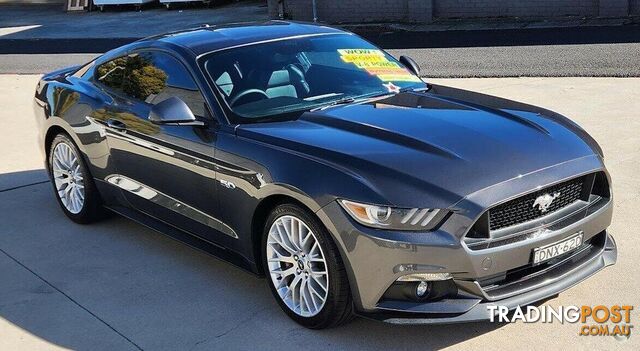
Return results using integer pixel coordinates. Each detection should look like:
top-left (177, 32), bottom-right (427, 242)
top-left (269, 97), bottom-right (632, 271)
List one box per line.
top-left (202, 34), bottom-right (426, 122)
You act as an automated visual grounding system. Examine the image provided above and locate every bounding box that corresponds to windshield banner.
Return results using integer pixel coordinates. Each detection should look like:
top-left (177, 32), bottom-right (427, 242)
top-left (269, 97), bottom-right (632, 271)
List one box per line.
top-left (338, 49), bottom-right (422, 83)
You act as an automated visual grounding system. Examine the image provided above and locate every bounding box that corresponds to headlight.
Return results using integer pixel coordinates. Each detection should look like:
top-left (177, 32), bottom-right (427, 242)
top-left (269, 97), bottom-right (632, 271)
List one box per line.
top-left (339, 199), bottom-right (446, 231)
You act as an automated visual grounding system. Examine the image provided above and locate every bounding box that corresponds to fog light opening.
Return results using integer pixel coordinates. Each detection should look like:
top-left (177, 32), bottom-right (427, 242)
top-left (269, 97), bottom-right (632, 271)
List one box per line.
top-left (416, 281), bottom-right (430, 298)
top-left (382, 274), bottom-right (458, 303)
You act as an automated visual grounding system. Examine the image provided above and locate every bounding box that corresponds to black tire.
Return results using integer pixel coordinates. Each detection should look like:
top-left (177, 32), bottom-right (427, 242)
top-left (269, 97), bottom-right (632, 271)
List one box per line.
top-left (262, 203), bottom-right (354, 329)
top-left (47, 133), bottom-right (106, 224)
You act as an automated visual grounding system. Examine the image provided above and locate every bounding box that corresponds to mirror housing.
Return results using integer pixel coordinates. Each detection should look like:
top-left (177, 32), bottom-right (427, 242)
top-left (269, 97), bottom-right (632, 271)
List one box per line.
top-left (149, 96), bottom-right (205, 127)
top-left (399, 55), bottom-right (421, 76)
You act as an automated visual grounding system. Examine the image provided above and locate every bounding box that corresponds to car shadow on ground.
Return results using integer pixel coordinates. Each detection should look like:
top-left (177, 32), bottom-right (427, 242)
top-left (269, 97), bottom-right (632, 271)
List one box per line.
top-left (0, 168), bottom-right (48, 192)
top-left (0, 170), bottom-right (505, 350)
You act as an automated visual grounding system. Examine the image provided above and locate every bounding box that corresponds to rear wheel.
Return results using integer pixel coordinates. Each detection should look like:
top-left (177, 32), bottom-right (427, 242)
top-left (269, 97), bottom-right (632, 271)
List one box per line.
top-left (263, 203), bottom-right (354, 329)
top-left (48, 133), bottom-right (105, 224)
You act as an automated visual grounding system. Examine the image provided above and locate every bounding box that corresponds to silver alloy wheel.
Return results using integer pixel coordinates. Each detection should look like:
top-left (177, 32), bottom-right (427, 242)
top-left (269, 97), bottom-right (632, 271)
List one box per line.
top-left (267, 215), bottom-right (329, 317)
top-left (52, 142), bottom-right (85, 214)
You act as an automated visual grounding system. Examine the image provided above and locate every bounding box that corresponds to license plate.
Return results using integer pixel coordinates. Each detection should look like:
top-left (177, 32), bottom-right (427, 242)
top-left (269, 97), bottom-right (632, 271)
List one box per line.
top-left (533, 232), bottom-right (584, 264)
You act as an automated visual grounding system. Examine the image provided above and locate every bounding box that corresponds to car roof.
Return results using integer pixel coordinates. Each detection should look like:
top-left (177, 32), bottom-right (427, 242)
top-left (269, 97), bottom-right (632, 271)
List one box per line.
top-left (143, 21), bottom-right (348, 56)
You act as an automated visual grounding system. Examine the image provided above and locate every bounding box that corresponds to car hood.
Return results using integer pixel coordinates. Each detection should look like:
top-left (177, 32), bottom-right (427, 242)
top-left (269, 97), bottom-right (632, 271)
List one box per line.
top-left (237, 89), bottom-right (599, 208)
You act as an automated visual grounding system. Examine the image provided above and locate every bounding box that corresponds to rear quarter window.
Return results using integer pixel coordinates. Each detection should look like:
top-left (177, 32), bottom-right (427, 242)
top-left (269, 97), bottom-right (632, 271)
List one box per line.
top-left (95, 57), bottom-right (128, 92)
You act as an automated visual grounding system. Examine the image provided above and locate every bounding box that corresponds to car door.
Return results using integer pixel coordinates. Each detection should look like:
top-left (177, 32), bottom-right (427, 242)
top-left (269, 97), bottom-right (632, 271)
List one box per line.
top-left (94, 50), bottom-right (236, 244)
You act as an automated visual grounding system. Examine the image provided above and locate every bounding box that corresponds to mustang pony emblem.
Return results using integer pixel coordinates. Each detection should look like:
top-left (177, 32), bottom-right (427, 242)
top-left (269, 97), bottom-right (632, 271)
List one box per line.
top-left (533, 192), bottom-right (561, 213)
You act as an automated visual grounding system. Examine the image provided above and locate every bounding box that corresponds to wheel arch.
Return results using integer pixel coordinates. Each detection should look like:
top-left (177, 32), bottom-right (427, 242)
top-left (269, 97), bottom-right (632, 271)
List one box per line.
top-left (44, 121), bottom-right (91, 160)
top-left (44, 125), bottom-right (68, 156)
top-left (44, 125), bottom-right (73, 172)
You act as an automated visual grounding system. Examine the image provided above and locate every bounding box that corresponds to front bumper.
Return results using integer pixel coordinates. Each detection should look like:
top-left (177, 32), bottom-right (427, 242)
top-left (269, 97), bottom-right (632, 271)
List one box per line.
top-left (315, 156), bottom-right (616, 324)
top-left (363, 232), bottom-right (616, 324)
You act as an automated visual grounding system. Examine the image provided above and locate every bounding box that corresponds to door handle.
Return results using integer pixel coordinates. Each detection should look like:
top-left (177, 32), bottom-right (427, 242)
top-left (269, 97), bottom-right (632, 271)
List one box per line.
top-left (106, 119), bottom-right (127, 132)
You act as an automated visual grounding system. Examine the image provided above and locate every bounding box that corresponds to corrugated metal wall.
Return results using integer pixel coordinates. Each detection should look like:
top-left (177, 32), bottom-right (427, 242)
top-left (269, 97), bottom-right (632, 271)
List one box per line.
top-left (434, 0), bottom-right (599, 18)
top-left (270, 0), bottom-right (637, 23)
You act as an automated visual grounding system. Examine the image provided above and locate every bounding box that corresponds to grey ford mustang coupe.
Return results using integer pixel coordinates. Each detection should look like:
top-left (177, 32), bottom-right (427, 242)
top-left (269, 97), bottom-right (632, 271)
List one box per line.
top-left (34, 21), bottom-right (616, 328)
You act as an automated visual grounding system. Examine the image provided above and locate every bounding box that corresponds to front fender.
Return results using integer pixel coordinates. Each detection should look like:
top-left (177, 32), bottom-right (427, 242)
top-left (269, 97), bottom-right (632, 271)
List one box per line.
top-left (214, 130), bottom-right (387, 266)
top-left (37, 78), bottom-right (115, 183)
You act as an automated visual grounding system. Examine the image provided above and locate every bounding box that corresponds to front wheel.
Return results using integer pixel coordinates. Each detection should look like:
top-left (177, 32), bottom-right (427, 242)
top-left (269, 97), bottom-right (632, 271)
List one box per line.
top-left (48, 133), bottom-right (105, 224)
top-left (263, 203), bottom-right (354, 328)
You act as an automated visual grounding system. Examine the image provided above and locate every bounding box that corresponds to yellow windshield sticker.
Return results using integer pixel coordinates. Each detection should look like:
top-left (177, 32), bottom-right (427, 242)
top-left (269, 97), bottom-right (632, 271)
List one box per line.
top-left (338, 49), bottom-right (422, 82)
top-left (338, 49), bottom-right (388, 64)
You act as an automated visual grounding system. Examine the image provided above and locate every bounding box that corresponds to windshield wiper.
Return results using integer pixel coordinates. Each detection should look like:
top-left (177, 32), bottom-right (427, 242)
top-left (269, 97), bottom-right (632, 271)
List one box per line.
top-left (310, 86), bottom-right (427, 112)
top-left (399, 86), bottom-right (429, 93)
top-left (310, 96), bottom-right (356, 111)
top-left (313, 91), bottom-right (397, 111)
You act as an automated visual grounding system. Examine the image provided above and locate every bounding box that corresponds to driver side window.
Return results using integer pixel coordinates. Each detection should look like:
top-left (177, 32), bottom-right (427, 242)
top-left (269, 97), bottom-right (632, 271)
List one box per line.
top-left (97, 52), bottom-right (207, 118)
top-left (129, 51), bottom-right (207, 117)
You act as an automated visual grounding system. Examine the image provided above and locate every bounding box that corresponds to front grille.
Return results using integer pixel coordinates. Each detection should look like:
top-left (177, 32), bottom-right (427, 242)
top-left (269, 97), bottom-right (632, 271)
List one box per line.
top-left (489, 176), bottom-right (585, 231)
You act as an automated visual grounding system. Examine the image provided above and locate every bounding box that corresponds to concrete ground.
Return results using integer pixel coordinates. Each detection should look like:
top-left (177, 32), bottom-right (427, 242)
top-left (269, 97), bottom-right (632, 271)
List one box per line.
top-left (0, 75), bottom-right (638, 350)
top-left (0, 2), bottom-right (269, 39)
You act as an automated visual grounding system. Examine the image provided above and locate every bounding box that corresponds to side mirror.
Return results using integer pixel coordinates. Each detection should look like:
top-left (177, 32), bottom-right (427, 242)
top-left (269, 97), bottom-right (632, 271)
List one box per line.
top-left (149, 96), bottom-right (205, 127)
top-left (399, 55), bottom-right (420, 76)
